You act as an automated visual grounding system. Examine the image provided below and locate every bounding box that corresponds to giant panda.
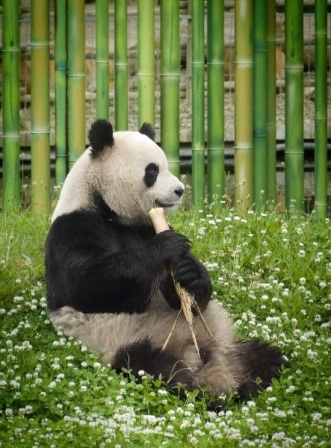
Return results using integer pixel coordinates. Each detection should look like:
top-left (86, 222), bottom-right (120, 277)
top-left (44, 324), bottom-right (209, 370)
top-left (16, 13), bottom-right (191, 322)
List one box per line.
top-left (45, 119), bottom-right (286, 408)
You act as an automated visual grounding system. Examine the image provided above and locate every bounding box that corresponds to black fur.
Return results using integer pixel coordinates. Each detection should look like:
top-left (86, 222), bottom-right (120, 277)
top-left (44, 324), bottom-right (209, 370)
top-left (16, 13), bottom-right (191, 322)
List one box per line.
top-left (144, 163), bottom-right (159, 188)
top-left (88, 120), bottom-right (114, 157)
top-left (112, 338), bottom-right (196, 393)
top-left (235, 340), bottom-right (288, 401)
top-left (45, 207), bottom-right (211, 314)
top-left (139, 122), bottom-right (155, 141)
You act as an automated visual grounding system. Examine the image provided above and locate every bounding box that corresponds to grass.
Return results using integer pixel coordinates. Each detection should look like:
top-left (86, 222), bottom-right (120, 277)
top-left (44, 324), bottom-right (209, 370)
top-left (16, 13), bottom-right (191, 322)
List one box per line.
top-left (0, 206), bottom-right (330, 447)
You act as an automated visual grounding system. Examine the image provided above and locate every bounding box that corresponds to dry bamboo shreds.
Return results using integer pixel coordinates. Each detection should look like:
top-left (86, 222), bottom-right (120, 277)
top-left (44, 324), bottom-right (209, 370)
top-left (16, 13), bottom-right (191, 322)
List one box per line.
top-left (148, 207), bottom-right (213, 357)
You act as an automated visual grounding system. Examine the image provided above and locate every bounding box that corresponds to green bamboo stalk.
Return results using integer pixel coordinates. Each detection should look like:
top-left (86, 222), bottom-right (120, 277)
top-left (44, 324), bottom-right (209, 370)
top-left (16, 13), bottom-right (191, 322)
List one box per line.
top-left (192, 0), bottom-right (205, 208)
top-left (115, 0), bottom-right (128, 130)
top-left (266, 0), bottom-right (277, 203)
top-left (55, 0), bottom-right (68, 186)
top-left (2, 0), bottom-right (20, 210)
top-left (31, 0), bottom-right (50, 212)
top-left (207, 0), bottom-right (224, 203)
top-left (138, 0), bottom-right (155, 127)
top-left (67, 0), bottom-right (86, 168)
top-left (285, 0), bottom-right (304, 217)
top-left (253, 0), bottom-right (267, 211)
top-left (96, 0), bottom-right (110, 120)
top-left (234, 0), bottom-right (253, 211)
top-left (160, 0), bottom-right (180, 176)
top-left (314, 0), bottom-right (328, 220)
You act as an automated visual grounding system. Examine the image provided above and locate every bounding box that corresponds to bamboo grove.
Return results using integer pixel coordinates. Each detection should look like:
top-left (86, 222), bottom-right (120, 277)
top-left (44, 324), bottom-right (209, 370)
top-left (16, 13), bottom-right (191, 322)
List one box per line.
top-left (1, 0), bottom-right (330, 219)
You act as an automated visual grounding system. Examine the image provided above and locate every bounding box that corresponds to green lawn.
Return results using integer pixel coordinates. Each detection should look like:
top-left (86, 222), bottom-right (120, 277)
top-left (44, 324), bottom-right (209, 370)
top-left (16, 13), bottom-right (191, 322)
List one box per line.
top-left (0, 208), bottom-right (330, 447)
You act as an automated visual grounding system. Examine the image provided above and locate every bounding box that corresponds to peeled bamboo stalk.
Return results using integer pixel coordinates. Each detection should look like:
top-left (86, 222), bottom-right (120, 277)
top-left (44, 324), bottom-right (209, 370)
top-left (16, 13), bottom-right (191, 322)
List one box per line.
top-left (148, 208), bottom-right (213, 356)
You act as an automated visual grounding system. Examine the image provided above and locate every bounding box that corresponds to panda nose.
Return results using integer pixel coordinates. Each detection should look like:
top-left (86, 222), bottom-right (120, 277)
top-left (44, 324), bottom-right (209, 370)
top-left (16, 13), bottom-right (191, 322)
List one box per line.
top-left (175, 187), bottom-right (184, 198)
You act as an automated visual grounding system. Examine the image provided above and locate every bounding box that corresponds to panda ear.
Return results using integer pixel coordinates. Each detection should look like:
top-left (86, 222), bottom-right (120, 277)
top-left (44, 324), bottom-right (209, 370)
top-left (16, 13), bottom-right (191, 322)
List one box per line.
top-left (88, 120), bottom-right (114, 158)
top-left (139, 122), bottom-right (155, 141)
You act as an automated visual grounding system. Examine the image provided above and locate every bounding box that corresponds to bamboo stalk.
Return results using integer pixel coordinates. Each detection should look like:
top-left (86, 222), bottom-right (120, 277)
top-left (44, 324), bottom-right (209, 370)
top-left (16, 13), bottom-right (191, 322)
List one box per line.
top-left (2, 0), bottom-right (20, 210)
top-left (67, 0), bottom-right (86, 168)
top-left (138, 0), bottom-right (155, 127)
top-left (207, 0), bottom-right (224, 203)
top-left (314, 0), bottom-right (328, 221)
top-left (192, 0), bottom-right (205, 209)
top-left (266, 0), bottom-right (277, 203)
top-left (161, 0), bottom-right (180, 176)
top-left (55, 0), bottom-right (68, 186)
top-left (253, 0), bottom-right (267, 211)
top-left (234, 0), bottom-right (253, 211)
top-left (148, 208), bottom-right (213, 356)
top-left (31, 0), bottom-right (50, 212)
top-left (115, 0), bottom-right (128, 130)
top-left (285, 0), bottom-right (304, 217)
top-left (96, 0), bottom-right (110, 120)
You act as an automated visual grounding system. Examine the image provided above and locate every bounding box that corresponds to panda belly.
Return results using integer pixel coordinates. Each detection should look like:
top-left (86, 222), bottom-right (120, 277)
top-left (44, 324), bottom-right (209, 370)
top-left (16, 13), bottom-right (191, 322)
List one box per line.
top-left (50, 299), bottom-right (241, 397)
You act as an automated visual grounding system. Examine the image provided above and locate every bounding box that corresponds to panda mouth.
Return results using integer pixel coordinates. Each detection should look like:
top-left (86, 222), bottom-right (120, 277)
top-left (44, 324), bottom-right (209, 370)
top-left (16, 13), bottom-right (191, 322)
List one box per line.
top-left (155, 200), bottom-right (177, 209)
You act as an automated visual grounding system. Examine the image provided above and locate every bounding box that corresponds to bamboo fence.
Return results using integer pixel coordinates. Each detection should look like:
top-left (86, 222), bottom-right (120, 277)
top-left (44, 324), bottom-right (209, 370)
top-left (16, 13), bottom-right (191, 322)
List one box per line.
top-left (0, 1), bottom-right (330, 216)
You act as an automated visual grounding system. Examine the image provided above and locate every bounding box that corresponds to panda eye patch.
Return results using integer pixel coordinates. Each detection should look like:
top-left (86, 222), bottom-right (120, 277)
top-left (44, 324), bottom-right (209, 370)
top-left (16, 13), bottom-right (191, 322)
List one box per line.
top-left (144, 163), bottom-right (159, 187)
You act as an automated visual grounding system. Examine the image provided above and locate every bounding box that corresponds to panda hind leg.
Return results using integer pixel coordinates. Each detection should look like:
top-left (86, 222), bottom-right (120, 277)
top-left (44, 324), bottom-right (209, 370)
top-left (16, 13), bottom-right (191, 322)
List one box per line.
top-left (235, 339), bottom-right (288, 401)
top-left (111, 338), bottom-right (198, 397)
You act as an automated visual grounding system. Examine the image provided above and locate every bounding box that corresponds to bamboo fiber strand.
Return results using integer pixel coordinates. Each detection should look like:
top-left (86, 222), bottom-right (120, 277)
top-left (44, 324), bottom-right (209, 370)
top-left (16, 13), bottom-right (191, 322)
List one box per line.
top-left (148, 208), bottom-right (213, 357)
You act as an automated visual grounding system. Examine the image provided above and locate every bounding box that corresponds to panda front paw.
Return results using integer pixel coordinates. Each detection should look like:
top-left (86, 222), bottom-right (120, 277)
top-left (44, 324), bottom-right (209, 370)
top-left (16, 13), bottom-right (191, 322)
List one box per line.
top-left (172, 256), bottom-right (212, 310)
top-left (153, 230), bottom-right (191, 265)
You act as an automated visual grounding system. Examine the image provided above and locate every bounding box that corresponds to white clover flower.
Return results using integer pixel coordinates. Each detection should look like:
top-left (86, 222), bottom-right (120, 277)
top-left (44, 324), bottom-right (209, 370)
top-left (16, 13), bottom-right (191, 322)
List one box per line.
top-left (312, 413), bottom-right (323, 421)
top-left (5, 408), bottom-right (14, 417)
top-left (307, 349), bottom-right (318, 359)
top-left (272, 431), bottom-right (285, 440)
top-left (93, 362), bottom-right (102, 369)
top-left (10, 380), bottom-right (20, 389)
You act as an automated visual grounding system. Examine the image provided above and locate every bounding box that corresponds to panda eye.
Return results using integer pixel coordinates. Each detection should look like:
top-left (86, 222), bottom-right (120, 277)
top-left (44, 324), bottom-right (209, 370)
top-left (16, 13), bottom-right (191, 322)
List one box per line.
top-left (144, 163), bottom-right (159, 188)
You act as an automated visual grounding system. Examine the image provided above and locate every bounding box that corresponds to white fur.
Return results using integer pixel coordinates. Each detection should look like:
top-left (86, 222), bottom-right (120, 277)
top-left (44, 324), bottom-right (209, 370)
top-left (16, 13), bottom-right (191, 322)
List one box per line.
top-left (52, 131), bottom-right (184, 224)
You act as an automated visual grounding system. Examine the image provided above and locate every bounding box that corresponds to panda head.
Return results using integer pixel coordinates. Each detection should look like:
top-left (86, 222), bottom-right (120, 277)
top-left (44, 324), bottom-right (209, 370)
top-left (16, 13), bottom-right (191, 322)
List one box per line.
top-left (52, 120), bottom-right (185, 225)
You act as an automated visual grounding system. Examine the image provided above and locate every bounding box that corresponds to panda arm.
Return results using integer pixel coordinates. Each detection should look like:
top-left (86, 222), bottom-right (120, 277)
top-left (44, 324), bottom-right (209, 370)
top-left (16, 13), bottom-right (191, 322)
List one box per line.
top-left (160, 252), bottom-right (212, 312)
top-left (46, 213), bottom-right (191, 314)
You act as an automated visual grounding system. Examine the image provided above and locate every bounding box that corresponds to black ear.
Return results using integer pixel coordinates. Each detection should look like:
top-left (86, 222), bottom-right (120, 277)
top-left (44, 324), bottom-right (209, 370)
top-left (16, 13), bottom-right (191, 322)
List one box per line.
top-left (88, 120), bottom-right (114, 158)
top-left (139, 122), bottom-right (155, 141)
